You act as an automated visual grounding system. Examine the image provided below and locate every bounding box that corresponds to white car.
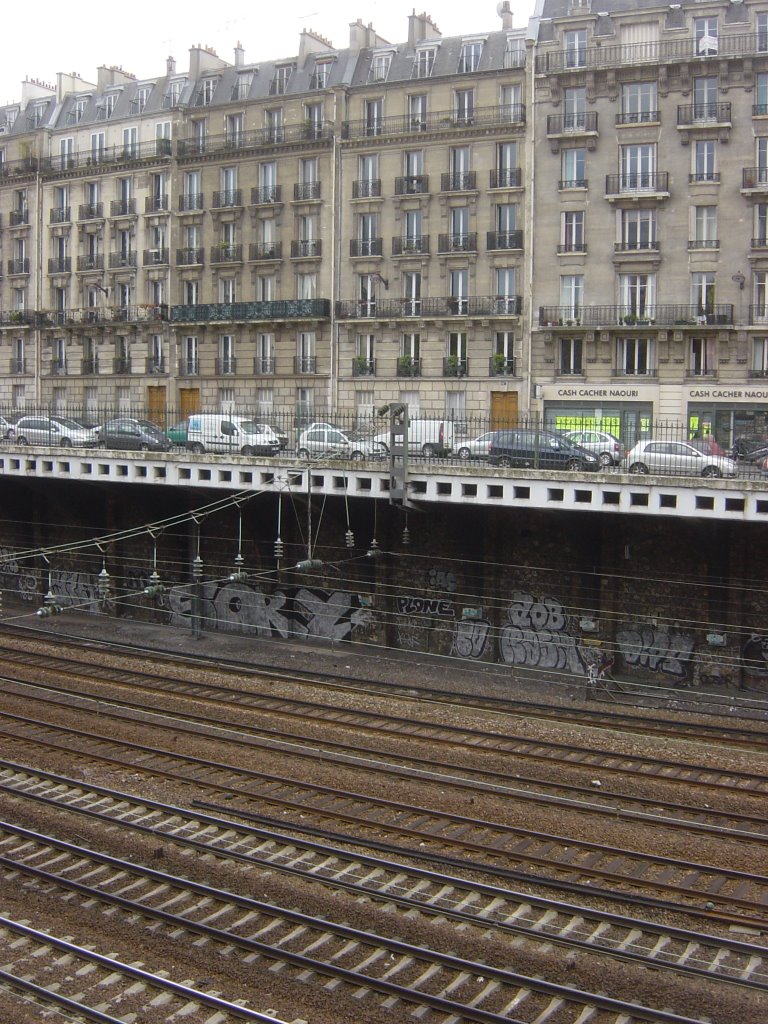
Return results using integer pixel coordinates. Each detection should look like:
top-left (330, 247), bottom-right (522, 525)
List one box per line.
top-left (297, 423), bottom-right (386, 461)
top-left (623, 440), bottom-right (738, 478)
top-left (564, 430), bottom-right (623, 467)
top-left (455, 431), bottom-right (496, 460)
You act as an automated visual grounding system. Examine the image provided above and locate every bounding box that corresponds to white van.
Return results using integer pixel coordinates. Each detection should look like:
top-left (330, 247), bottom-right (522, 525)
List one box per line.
top-left (373, 419), bottom-right (454, 457)
top-left (186, 414), bottom-right (280, 456)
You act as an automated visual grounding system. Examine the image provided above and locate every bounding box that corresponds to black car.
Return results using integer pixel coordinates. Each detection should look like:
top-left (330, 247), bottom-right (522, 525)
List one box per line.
top-left (487, 429), bottom-right (600, 471)
top-left (731, 435), bottom-right (768, 461)
top-left (99, 417), bottom-right (172, 452)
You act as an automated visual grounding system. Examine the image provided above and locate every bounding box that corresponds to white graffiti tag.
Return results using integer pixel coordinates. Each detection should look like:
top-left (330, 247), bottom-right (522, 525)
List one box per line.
top-left (293, 588), bottom-right (372, 640)
top-left (452, 619), bottom-right (490, 660)
top-left (616, 626), bottom-right (694, 678)
top-left (499, 593), bottom-right (584, 674)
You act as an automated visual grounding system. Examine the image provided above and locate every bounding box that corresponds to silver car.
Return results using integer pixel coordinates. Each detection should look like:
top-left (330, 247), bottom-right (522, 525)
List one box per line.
top-left (623, 440), bottom-right (737, 478)
top-left (297, 423), bottom-right (385, 461)
top-left (455, 431), bottom-right (495, 460)
top-left (564, 430), bottom-right (622, 467)
top-left (11, 415), bottom-right (99, 447)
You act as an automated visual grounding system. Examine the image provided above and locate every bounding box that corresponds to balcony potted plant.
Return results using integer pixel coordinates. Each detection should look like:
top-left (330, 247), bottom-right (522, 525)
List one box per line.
top-left (492, 353), bottom-right (508, 375)
top-left (446, 354), bottom-right (463, 376)
top-left (353, 355), bottom-right (371, 376)
top-left (398, 354), bottom-right (416, 375)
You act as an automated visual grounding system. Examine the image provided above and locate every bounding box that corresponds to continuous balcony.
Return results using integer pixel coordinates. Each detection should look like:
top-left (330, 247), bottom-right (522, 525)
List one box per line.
top-left (46, 139), bottom-right (172, 173)
top-left (169, 300), bottom-right (331, 324)
top-left (336, 296), bottom-right (522, 319)
top-left (35, 305), bottom-right (167, 327)
top-left (538, 304), bottom-right (734, 327)
top-left (176, 124), bottom-right (332, 159)
top-left (535, 33), bottom-right (768, 74)
top-left (342, 104), bottom-right (525, 140)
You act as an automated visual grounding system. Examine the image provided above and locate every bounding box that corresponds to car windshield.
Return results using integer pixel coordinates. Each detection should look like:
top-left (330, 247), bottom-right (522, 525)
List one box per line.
top-left (240, 421), bottom-right (267, 435)
top-left (56, 417), bottom-right (87, 430)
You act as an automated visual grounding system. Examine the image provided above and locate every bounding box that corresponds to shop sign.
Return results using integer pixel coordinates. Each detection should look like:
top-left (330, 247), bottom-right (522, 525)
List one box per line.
top-left (546, 387), bottom-right (644, 399)
top-left (687, 388), bottom-right (768, 402)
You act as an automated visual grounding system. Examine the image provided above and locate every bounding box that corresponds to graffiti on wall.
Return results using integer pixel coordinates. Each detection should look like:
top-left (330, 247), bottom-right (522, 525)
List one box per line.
top-left (396, 597), bottom-right (454, 617)
top-left (741, 634), bottom-right (768, 676)
top-left (452, 618), bottom-right (491, 660)
top-left (49, 570), bottom-right (100, 613)
top-left (168, 580), bottom-right (372, 640)
top-left (616, 625), bottom-right (694, 678)
top-left (499, 592), bottom-right (585, 674)
top-left (0, 547), bottom-right (38, 602)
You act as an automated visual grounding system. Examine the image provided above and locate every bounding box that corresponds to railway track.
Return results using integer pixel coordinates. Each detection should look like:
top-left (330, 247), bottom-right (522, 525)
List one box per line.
top-left (2, 675), bottom-right (767, 843)
top-left (2, 627), bottom-right (767, 747)
top-left (0, 814), bottom-right (757, 1024)
top-left (1, 763), bottom-right (766, 994)
top-left (1, 693), bottom-right (766, 926)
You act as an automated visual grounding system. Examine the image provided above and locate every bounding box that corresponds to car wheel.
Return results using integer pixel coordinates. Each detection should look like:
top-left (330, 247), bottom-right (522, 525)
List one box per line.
top-left (60, 437), bottom-right (71, 446)
top-left (240, 445), bottom-right (254, 456)
top-left (628, 462), bottom-right (648, 474)
top-left (497, 456), bottom-right (513, 468)
top-left (17, 436), bottom-right (28, 445)
top-left (351, 450), bottom-right (365, 461)
top-left (566, 457), bottom-right (582, 471)
top-left (598, 452), bottom-right (614, 468)
top-left (421, 443), bottom-right (436, 457)
top-left (702, 465), bottom-right (722, 478)
top-left (140, 443), bottom-right (150, 452)
top-left (190, 442), bottom-right (205, 454)
top-left (297, 448), bottom-right (310, 459)
top-left (457, 446), bottom-right (471, 460)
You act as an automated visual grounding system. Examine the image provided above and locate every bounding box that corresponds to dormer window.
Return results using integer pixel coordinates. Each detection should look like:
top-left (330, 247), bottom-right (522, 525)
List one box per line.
top-left (369, 52), bottom-right (393, 82)
top-left (28, 101), bottom-right (48, 128)
top-left (312, 61), bottom-right (333, 89)
top-left (459, 40), bottom-right (484, 74)
top-left (231, 74), bottom-right (253, 101)
top-left (105, 93), bottom-right (118, 117)
top-left (196, 78), bottom-right (218, 106)
top-left (412, 47), bottom-right (436, 79)
top-left (6, 107), bottom-right (18, 128)
top-left (134, 86), bottom-right (151, 113)
top-left (164, 79), bottom-right (186, 108)
top-left (270, 64), bottom-right (295, 95)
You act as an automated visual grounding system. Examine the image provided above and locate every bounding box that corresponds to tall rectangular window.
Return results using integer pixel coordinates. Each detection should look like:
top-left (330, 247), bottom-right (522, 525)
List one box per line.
top-left (561, 147), bottom-right (586, 187)
top-left (560, 275), bottom-right (584, 317)
top-left (692, 272), bottom-right (716, 315)
top-left (559, 337), bottom-right (583, 375)
top-left (693, 140), bottom-right (716, 182)
top-left (617, 337), bottom-right (655, 375)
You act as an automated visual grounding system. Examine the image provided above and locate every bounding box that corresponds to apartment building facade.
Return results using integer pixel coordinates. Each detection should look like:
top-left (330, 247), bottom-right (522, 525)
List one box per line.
top-left (1, 0), bottom-right (767, 447)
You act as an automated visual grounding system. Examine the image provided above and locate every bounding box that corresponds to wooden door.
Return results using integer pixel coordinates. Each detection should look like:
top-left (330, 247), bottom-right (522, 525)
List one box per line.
top-left (146, 386), bottom-right (166, 426)
top-left (490, 390), bottom-right (519, 429)
top-left (178, 387), bottom-right (201, 420)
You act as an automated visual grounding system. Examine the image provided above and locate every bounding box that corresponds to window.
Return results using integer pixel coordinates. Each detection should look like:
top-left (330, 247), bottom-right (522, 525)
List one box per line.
top-left (356, 274), bottom-right (378, 316)
top-left (450, 207), bottom-right (470, 250)
top-left (304, 102), bottom-right (323, 138)
top-left (73, 98), bottom-right (87, 124)
top-left (693, 76), bottom-right (718, 121)
top-left (690, 337), bottom-right (715, 376)
top-left (619, 274), bottom-right (655, 319)
top-left (312, 61), bottom-right (332, 89)
top-left (219, 335), bottom-right (236, 375)
top-left (621, 82), bottom-right (657, 124)
top-left (694, 16), bottom-right (718, 56)
top-left (759, 13), bottom-right (768, 53)
top-left (447, 331), bottom-right (468, 363)
top-left (693, 206), bottom-right (718, 247)
top-left (11, 337), bottom-right (25, 375)
top-left (495, 331), bottom-right (515, 372)
top-left (297, 273), bottom-right (316, 300)
top-left (402, 271), bottom-right (421, 315)
top-left (364, 98), bottom-right (383, 136)
top-left (272, 64), bottom-right (293, 96)
top-left (370, 52), bottom-right (392, 82)
top-left (752, 337), bottom-right (768, 374)
top-left (450, 269), bottom-right (469, 314)
top-left (198, 78), bottom-right (218, 105)
top-left (226, 113), bottom-right (244, 145)
top-left (560, 275), bottom-right (583, 317)
top-left (500, 84), bottom-right (522, 121)
top-left (59, 137), bottom-right (74, 170)
top-left (754, 272), bottom-right (768, 320)
top-left (403, 209), bottom-right (422, 247)
top-left (413, 47), bottom-right (436, 79)
top-left (454, 89), bottom-right (474, 125)
top-left (561, 147), bottom-right (586, 187)
top-left (257, 334), bottom-right (274, 374)
top-left (122, 126), bottom-right (138, 158)
top-left (504, 36), bottom-right (524, 68)
top-left (300, 157), bottom-right (318, 185)
top-left (496, 142), bottom-right (519, 187)
top-left (266, 108), bottom-right (283, 142)
top-left (563, 87), bottom-right (586, 131)
top-left (407, 94), bottom-right (428, 132)
top-left (355, 390), bottom-right (375, 427)
top-left (166, 80), bottom-right (185, 106)
top-left (220, 278), bottom-right (236, 304)
top-left (148, 335), bottom-right (164, 373)
top-left (356, 333), bottom-right (376, 362)
top-left (135, 86), bottom-right (151, 113)
top-left (495, 269), bottom-right (517, 313)
top-left (182, 336), bottom-right (199, 374)
top-left (445, 391), bottom-right (466, 428)
top-left (693, 140), bottom-right (716, 182)
top-left (184, 279), bottom-right (200, 305)
top-left (756, 205), bottom-right (768, 245)
top-left (257, 275), bottom-right (275, 301)
top-left (356, 213), bottom-right (379, 256)
top-left (559, 337), bottom-right (583, 375)
top-left (459, 40), bottom-right (483, 73)
top-left (103, 93), bottom-right (118, 119)
top-left (757, 74), bottom-right (768, 116)
top-left (90, 131), bottom-right (105, 163)
top-left (401, 333), bottom-right (420, 360)
top-left (561, 210), bottom-right (585, 252)
top-left (692, 272), bottom-right (716, 315)
top-left (296, 387), bottom-right (314, 424)
top-left (297, 331), bottom-right (315, 373)
top-left (620, 143), bottom-right (656, 189)
top-left (620, 209), bottom-right (656, 250)
top-left (564, 29), bottom-right (587, 68)
top-left (259, 161), bottom-right (277, 200)
top-left (617, 336), bottom-right (655, 375)
top-left (256, 388), bottom-right (274, 417)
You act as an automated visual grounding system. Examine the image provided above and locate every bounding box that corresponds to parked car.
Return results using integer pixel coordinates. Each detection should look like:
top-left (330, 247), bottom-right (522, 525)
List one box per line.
top-left (730, 434), bottom-right (768, 460)
top-left (255, 423), bottom-right (288, 449)
top-left (297, 423), bottom-right (386, 461)
top-left (623, 440), bottom-right (737, 478)
top-left (455, 431), bottom-right (496, 460)
top-left (688, 436), bottom-right (727, 457)
top-left (564, 429), bottom-right (622, 467)
top-left (165, 419), bottom-right (189, 446)
top-left (99, 418), bottom-right (172, 451)
top-left (11, 415), bottom-right (99, 447)
top-left (0, 415), bottom-right (16, 439)
top-left (488, 429), bottom-right (600, 471)
top-left (372, 418), bottom-right (454, 457)
top-left (186, 414), bottom-right (280, 456)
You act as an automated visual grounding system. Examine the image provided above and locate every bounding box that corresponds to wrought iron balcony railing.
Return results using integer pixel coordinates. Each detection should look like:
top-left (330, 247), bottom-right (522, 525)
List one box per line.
top-left (78, 203), bottom-right (104, 220)
top-left (546, 112), bottom-right (598, 135)
top-left (48, 257), bottom-right (71, 274)
top-left (688, 239), bottom-right (719, 250)
top-left (342, 104), bottom-right (525, 140)
top-left (742, 167), bottom-right (768, 189)
top-left (10, 209), bottom-right (29, 226)
top-left (178, 193), bottom-right (204, 211)
top-left (249, 242), bottom-right (282, 261)
top-left (352, 179), bottom-right (382, 199)
top-left (614, 240), bottom-right (658, 252)
top-left (535, 33), bottom-right (768, 74)
top-left (392, 235), bottom-right (430, 255)
top-left (350, 238), bottom-right (383, 257)
top-left (110, 198), bottom-right (136, 217)
top-left (690, 172), bottom-right (720, 184)
top-left (176, 247), bottom-right (204, 266)
top-left (677, 102), bottom-right (731, 126)
top-left (394, 175), bottom-right (429, 195)
top-left (253, 356), bottom-right (275, 375)
top-left (81, 357), bottom-right (99, 375)
top-left (170, 300), bottom-right (331, 323)
top-left (396, 358), bottom-right (421, 377)
top-left (752, 237), bottom-right (768, 249)
top-left (212, 189), bottom-right (242, 209)
top-left (294, 356), bottom-right (317, 374)
top-left (77, 254), bottom-right (104, 272)
top-left (36, 305), bottom-right (166, 326)
top-left (108, 252), bottom-right (137, 269)
top-left (294, 181), bottom-right (321, 201)
top-left (438, 232), bottom-right (477, 253)
top-left (290, 239), bottom-right (322, 258)
top-left (10, 358), bottom-right (27, 374)
top-left (143, 248), bottom-right (169, 266)
top-left (440, 171), bottom-right (477, 192)
top-left (490, 168), bottom-right (522, 188)
top-left (616, 109), bottom-right (660, 126)
top-left (559, 178), bottom-right (588, 189)
top-left (557, 241), bottom-right (586, 254)
top-left (487, 230), bottom-right (523, 251)
top-left (8, 259), bottom-right (30, 275)
top-left (49, 359), bottom-right (68, 376)
top-left (489, 356), bottom-right (516, 376)
top-left (336, 295), bottom-right (522, 319)
top-left (215, 358), bottom-right (237, 376)
top-left (605, 172), bottom-right (670, 195)
top-left (210, 244), bottom-right (243, 264)
top-left (251, 185), bottom-right (281, 205)
top-left (146, 358), bottom-right (167, 374)
top-left (443, 357), bottom-right (468, 377)
top-left (46, 139), bottom-right (171, 173)
top-left (145, 195), bottom-right (169, 213)
top-left (538, 304), bottom-right (734, 327)
top-left (50, 207), bottom-right (71, 224)
top-left (178, 359), bottom-right (199, 376)
top-left (176, 123), bottom-right (331, 159)
top-left (352, 358), bottom-right (376, 377)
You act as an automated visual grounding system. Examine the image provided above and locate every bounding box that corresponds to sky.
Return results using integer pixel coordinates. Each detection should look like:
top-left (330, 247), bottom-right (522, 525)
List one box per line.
top-left (1, 0), bottom-right (538, 105)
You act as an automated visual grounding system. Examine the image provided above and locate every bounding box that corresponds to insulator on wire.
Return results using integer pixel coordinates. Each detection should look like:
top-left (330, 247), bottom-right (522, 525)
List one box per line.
top-left (295, 558), bottom-right (324, 571)
top-left (144, 571), bottom-right (165, 597)
top-left (37, 604), bottom-right (63, 617)
top-left (274, 536), bottom-right (284, 560)
top-left (345, 529), bottom-right (355, 548)
top-left (366, 539), bottom-right (382, 559)
top-left (401, 526), bottom-right (411, 546)
top-left (97, 567), bottom-right (111, 600)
